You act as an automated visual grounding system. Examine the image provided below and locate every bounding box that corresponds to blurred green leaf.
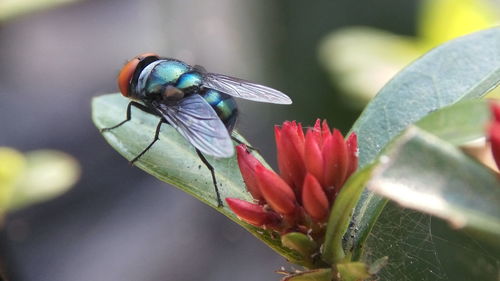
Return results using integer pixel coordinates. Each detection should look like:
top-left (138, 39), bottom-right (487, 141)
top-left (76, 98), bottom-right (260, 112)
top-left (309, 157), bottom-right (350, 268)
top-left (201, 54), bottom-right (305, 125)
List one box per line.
top-left (0, 0), bottom-right (79, 21)
top-left (9, 150), bottom-right (80, 210)
top-left (0, 147), bottom-right (79, 222)
top-left (319, 27), bottom-right (421, 105)
top-left (346, 28), bottom-right (500, 261)
top-left (91, 93), bottom-right (301, 262)
top-left (0, 148), bottom-right (26, 218)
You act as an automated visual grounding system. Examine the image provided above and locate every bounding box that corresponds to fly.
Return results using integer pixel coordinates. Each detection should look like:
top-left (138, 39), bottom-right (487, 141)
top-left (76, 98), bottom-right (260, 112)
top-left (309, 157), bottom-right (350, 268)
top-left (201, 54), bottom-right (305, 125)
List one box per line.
top-left (102, 53), bottom-right (292, 207)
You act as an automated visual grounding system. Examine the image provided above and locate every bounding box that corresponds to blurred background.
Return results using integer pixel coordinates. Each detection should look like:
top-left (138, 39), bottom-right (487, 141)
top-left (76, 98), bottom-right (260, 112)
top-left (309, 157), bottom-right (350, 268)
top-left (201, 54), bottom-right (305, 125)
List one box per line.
top-left (0, 0), bottom-right (497, 280)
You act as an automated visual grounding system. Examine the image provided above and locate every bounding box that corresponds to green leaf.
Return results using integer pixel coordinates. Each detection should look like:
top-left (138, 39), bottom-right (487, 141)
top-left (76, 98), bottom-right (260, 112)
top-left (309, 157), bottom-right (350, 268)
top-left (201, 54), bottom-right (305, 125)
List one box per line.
top-left (91, 93), bottom-right (300, 262)
top-left (322, 165), bottom-right (375, 264)
top-left (347, 27), bottom-right (500, 259)
top-left (369, 127), bottom-right (500, 245)
top-left (415, 99), bottom-right (490, 145)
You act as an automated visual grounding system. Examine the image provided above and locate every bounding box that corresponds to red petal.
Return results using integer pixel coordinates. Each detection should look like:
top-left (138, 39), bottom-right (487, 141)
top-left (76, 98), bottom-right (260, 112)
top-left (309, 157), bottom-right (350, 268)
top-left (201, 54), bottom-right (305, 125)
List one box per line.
top-left (236, 144), bottom-right (264, 200)
top-left (311, 119), bottom-right (323, 146)
top-left (321, 120), bottom-right (332, 142)
top-left (295, 122), bottom-right (306, 150)
top-left (276, 121), bottom-right (306, 192)
top-left (305, 129), bottom-right (324, 186)
top-left (275, 125), bottom-right (293, 186)
top-left (322, 130), bottom-right (348, 193)
top-left (345, 133), bottom-right (358, 181)
top-left (489, 121), bottom-right (500, 169)
top-left (302, 174), bottom-right (329, 221)
top-left (256, 164), bottom-right (297, 215)
top-left (226, 198), bottom-right (280, 227)
top-left (332, 130), bottom-right (349, 189)
top-left (274, 125), bottom-right (282, 144)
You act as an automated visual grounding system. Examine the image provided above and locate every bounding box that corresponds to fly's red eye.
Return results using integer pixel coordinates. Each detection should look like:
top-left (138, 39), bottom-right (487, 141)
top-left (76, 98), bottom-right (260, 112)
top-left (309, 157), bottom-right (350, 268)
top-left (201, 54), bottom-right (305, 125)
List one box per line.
top-left (117, 52), bottom-right (159, 97)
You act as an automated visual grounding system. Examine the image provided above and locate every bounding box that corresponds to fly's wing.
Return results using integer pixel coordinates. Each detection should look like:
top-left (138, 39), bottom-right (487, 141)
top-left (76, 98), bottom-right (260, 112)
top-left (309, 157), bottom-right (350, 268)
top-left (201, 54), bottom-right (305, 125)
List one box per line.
top-left (153, 94), bottom-right (234, 158)
top-left (203, 73), bottom-right (292, 104)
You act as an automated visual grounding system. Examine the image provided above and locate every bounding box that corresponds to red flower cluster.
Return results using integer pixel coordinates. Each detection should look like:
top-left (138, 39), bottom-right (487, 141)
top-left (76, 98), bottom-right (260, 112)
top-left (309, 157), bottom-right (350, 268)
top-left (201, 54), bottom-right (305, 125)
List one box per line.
top-left (489, 103), bottom-right (500, 169)
top-left (226, 119), bottom-right (358, 234)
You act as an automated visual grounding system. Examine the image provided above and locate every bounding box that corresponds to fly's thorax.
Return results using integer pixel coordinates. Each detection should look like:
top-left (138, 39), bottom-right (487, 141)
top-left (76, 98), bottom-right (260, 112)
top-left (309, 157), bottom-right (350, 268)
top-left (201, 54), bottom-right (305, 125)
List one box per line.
top-left (200, 89), bottom-right (239, 132)
top-left (132, 59), bottom-right (190, 100)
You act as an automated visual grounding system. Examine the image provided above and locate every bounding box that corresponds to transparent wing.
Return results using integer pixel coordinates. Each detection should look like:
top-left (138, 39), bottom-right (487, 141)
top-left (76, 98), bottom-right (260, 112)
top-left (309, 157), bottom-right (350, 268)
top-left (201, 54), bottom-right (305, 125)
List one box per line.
top-left (152, 94), bottom-right (234, 158)
top-left (203, 73), bottom-right (292, 104)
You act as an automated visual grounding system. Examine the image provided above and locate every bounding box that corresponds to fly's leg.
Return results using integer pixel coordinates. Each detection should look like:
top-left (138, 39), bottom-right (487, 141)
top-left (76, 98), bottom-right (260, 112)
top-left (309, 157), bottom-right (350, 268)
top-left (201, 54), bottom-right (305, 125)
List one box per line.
top-left (130, 119), bottom-right (166, 164)
top-left (196, 149), bottom-right (223, 207)
top-left (231, 134), bottom-right (258, 153)
top-left (101, 101), bottom-right (154, 132)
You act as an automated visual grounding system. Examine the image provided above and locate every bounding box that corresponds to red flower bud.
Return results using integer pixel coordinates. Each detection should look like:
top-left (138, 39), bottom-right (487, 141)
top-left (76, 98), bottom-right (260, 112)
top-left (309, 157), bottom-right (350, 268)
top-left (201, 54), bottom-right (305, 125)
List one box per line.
top-left (321, 120), bottom-right (332, 142)
top-left (236, 144), bottom-right (263, 201)
top-left (302, 173), bottom-right (329, 221)
top-left (322, 130), bottom-right (348, 193)
top-left (275, 122), bottom-right (306, 191)
top-left (275, 125), bottom-right (291, 185)
top-left (310, 119), bottom-right (323, 146)
top-left (345, 133), bottom-right (358, 181)
top-left (226, 198), bottom-right (280, 227)
top-left (305, 129), bottom-right (324, 186)
top-left (256, 164), bottom-right (297, 215)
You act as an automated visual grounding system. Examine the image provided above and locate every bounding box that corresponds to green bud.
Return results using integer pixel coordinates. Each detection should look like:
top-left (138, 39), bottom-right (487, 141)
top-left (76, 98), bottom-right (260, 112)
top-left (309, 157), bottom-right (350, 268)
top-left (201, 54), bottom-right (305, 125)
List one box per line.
top-left (281, 232), bottom-right (317, 262)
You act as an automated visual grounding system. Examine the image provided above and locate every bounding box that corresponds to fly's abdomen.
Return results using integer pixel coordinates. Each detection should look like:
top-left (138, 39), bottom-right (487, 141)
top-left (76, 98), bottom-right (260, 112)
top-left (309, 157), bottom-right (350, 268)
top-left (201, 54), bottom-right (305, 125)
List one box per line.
top-left (200, 89), bottom-right (238, 132)
top-left (176, 71), bottom-right (203, 92)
